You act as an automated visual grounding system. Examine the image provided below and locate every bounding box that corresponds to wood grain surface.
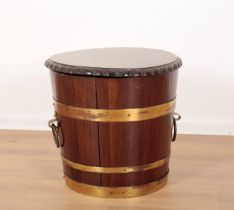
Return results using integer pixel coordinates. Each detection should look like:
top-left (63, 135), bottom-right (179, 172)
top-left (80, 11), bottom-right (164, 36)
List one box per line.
top-left (0, 130), bottom-right (234, 210)
top-left (50, 70), bottom-right (178, 187)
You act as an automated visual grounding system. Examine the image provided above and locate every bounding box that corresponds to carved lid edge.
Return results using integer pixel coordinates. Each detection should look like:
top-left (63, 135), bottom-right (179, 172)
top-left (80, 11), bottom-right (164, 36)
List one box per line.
top-left (45, 57), bottom-right (182, 78)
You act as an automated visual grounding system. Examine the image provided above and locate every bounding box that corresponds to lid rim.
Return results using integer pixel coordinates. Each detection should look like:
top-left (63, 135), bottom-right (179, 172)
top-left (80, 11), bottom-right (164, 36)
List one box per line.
top-left (45, 57), bottom-right (182, 78)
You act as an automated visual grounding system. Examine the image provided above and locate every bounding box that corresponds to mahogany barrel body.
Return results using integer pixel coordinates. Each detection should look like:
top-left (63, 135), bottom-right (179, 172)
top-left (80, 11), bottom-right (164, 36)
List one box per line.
top-left (46, 48), bottom-right (182, 198)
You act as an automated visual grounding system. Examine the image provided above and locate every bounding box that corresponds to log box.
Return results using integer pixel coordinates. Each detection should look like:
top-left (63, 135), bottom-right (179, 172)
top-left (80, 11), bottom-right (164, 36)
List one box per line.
top-left (45, 47), bottom-right (182, 198)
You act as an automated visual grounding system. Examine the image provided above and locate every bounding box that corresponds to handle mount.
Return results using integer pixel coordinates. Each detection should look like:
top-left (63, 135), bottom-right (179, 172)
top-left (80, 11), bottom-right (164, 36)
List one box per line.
top-left (171, 112), bottom-right (181, 142)
top-left (48, 117), bottom-right (64, 148)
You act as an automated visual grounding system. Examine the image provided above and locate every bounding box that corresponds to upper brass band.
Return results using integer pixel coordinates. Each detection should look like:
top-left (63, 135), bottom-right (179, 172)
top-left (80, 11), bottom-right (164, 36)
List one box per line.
top-left (61, 154), bottom-right (170, 174)
top-left (54, 99), bottom-right (176, 122)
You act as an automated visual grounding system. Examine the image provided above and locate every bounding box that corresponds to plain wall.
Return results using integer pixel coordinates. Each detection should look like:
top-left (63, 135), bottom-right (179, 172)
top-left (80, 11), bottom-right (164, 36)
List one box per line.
top-left (0, 0), bottom-right (234, 135)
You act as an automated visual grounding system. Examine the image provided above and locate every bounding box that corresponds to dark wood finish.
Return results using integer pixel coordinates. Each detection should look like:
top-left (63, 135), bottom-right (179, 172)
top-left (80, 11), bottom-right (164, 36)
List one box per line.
top-left (50, 72), bottom-right (100, 185)
top-left (46, 47), bottom-right (182, 77)
top-left (50, 69), bottom-right (178, 187)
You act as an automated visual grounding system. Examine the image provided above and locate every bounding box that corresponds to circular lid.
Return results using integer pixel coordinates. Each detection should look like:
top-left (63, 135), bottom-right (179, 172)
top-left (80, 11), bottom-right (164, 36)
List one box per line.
top-left (45, 47), bottom-right (182, 77)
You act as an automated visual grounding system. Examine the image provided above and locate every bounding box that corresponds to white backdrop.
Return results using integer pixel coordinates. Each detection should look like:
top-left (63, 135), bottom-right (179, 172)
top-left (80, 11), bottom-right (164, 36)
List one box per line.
top-left (0, 0), bottom-right (234, 135)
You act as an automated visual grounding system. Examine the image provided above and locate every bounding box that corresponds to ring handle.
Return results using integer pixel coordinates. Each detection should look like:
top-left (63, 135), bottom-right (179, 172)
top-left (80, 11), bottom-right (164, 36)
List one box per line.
top-left (48, 118), bottom-right (64, 148)
top-left (171, 112), bottom-right (181, 142)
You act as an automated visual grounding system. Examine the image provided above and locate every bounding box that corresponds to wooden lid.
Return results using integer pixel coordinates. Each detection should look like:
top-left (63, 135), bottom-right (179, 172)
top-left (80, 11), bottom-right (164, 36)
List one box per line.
top-left (45, 48), bottom-right (182, 77)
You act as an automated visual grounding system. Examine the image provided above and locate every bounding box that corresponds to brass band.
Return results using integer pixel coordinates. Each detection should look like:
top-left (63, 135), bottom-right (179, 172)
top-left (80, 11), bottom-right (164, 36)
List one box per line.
top-left (61, 154), bottom-right (170, 174)
top-left (64, 173), bottom-right (168, 198)
top-left (54, 99), bottom-right (175, 122)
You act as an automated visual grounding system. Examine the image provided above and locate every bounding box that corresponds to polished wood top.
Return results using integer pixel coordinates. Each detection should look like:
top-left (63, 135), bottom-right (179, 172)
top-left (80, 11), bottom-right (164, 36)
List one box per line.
top-left (45, 48), bottom-right (182, 77)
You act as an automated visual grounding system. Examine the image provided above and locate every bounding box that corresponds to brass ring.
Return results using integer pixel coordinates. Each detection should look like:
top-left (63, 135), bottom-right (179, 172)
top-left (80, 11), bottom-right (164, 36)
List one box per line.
top-left (54, 99), bottom-right (176, 122)
top-left (64, 173), bottom-right (168, 198)
top-left (61, 154), bottom-right (170, 174)
top-left (174, 112), bottom-right (181, 121)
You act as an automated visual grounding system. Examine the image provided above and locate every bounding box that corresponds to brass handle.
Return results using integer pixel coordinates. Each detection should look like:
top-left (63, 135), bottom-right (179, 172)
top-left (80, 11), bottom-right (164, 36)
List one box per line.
top-left (48, 118), bottom-right (64, 148)
top-left (171, 112), bottom-right (181, 142)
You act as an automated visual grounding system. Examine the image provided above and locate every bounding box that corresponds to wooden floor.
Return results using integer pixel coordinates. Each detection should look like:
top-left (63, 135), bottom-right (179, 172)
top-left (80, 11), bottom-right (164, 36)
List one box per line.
top-left (0, 130), bottom-right (234, 210)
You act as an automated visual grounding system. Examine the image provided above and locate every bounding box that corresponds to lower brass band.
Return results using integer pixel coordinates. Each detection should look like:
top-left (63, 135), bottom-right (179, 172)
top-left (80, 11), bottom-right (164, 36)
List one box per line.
top-left (64, 173), bottom-right (168, 198)
top-left (61, 154), bottom-right (170, 174)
